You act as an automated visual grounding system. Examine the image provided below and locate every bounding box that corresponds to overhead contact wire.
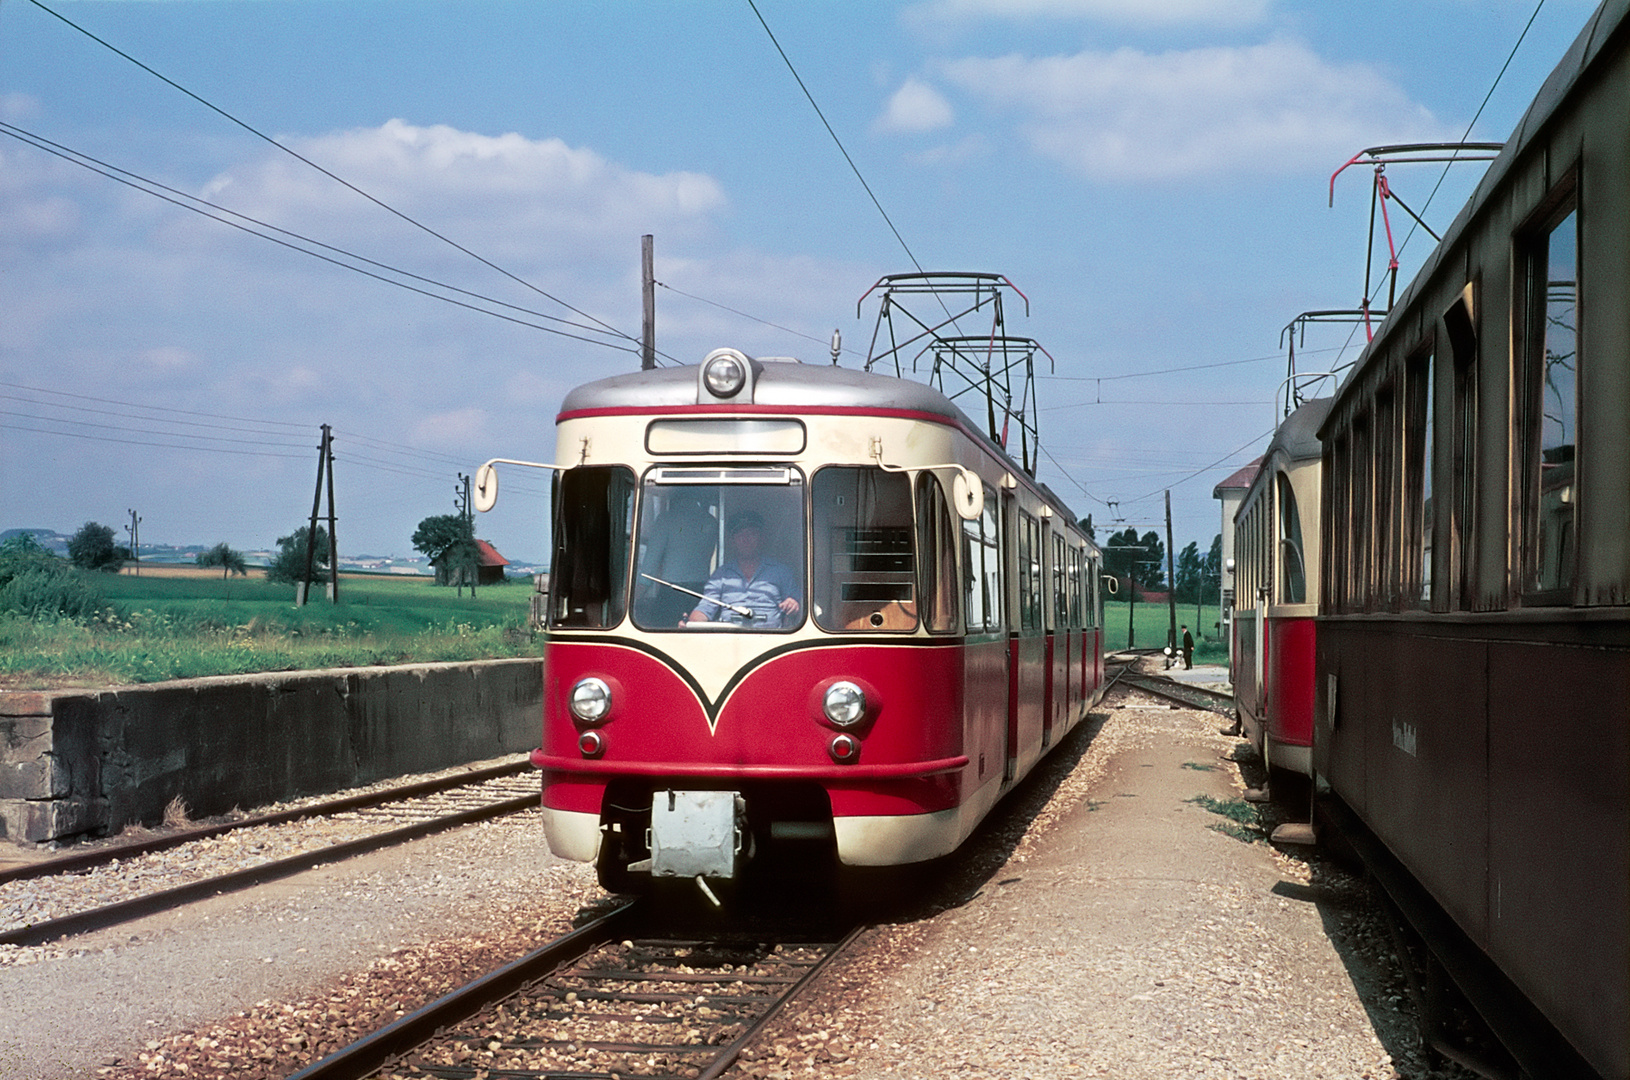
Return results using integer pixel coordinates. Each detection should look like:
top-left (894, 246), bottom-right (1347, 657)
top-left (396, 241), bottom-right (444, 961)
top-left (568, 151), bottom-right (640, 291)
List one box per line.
top-left (26, 0), bottom-right (638, 347)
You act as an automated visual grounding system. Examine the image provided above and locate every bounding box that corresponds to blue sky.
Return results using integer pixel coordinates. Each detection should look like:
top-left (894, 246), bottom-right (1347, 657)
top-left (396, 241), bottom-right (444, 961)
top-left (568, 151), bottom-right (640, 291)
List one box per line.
top-left (0, 0), bottom-right (1597, 566)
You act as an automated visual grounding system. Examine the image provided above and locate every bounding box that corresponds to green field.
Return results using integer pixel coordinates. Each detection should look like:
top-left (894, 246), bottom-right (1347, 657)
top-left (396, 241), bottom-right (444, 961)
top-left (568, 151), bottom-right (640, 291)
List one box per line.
top-left (0, 568), bottom-right (543, 689)
top-left (1102, 599), bottom-right (1226, 659)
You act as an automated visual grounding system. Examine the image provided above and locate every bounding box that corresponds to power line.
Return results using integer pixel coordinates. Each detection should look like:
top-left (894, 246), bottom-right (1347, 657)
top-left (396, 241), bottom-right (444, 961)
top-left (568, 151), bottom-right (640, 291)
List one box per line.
top-left (656, 280), bottom-right (863, 359)
top-left (1040, 399), bottom-right (1270, 412)
top-left (1334, 0), bottom-right (1550, 372)
top-left (1128, 427), bottom-right (1275, 504)
top-left (0, 391), bottom-right (313, 442)
top-left (745, 0), bottom-right (923, 274)
top-left (25, 0), bottom-right (639, 346)
top-left (0, 418), bottom-right (312, 458)
top-left (1040, 347), bottom-right (1346, 384)
top-left (0, 380), bottom-right (308, 430)
top-left (0, 123), bottom-right (643, 355)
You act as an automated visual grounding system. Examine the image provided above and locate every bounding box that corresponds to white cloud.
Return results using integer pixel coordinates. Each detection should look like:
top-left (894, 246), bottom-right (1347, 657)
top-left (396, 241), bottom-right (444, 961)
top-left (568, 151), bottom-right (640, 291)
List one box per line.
top-left (1, 93), bottom-right (41, 122)
top-left (907, 0), bottom-right (1270, 29)
top-left (192, 120), bottom-right (728, 261)
top-left (875, 77), bottom-right (957, 134)
top-left (413, 407), bottom-right (488, 447)
top-left (942, 40), bottom-right (1452, 181)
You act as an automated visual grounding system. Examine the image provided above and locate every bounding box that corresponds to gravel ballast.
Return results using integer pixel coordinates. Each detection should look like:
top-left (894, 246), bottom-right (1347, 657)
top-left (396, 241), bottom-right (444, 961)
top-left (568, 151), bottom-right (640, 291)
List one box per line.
top-left (0, 667), bottom-right (1474, 1079)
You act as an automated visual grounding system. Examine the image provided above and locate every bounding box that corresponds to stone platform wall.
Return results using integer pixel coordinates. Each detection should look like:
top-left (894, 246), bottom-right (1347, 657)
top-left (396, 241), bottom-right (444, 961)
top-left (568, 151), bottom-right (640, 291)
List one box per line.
top-left (0, 658), bottom-right (544, 844)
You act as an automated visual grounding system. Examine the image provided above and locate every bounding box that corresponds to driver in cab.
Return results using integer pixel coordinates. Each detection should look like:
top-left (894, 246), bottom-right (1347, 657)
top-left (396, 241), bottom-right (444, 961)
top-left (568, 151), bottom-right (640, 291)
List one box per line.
top-left (684, 510), bottom-right (801, 628)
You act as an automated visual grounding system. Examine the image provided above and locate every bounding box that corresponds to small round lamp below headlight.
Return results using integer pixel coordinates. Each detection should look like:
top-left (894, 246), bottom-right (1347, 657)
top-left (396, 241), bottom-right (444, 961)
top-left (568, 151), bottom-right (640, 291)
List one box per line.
top-left (703, 353), bottom-right (746, 397)
top-left (822, 681), bottom-right (866, 727)
top-left (578, 730), bottom-right (605, 758)
top-left (569, 677), bottom-right (611, 723)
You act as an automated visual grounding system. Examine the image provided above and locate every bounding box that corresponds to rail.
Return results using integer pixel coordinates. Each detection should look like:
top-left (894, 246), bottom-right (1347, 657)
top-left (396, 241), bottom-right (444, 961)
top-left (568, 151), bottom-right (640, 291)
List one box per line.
top-left (287, 900), bottom-right (867, 1080)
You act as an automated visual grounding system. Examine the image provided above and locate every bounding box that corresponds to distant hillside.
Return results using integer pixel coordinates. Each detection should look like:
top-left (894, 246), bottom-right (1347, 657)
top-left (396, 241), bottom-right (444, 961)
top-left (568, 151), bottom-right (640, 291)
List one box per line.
top-left (0, 528), bottom-right (70, 556)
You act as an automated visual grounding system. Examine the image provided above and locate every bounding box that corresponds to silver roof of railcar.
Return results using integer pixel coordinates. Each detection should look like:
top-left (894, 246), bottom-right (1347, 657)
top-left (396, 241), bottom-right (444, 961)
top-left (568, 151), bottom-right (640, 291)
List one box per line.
top-left (559, 360), bottom-right (965, 421)
top-left (1264, 397), bottom-right (1333, 465)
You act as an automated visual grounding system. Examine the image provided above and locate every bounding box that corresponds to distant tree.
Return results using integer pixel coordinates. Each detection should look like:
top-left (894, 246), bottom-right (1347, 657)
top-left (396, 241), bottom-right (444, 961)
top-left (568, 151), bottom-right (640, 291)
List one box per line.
top-left (1202, 534), bottom-right (1222, 600)
top-left (1078, 514), bottom-right (1095, 542)
top-left (67, 521), bottom-right (128, 572)
top-left (1101, 526), bottom-right (1141, 585)
top-left (412, 514), bottom-right (477, 587)
top-left (265, 526), bottom-right (330, 585)
top-left (1135, 530), bottom-right (1166, 590)
top-left (1174, 541), bottom-right (1203, 603)
top-left (195, 542), bottom-right (248, 579)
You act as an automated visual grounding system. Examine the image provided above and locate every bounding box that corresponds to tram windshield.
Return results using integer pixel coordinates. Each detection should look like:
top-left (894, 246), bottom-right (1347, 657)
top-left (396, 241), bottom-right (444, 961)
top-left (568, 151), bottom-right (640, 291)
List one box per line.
top-left (632, 469), bottom-right (807, 631)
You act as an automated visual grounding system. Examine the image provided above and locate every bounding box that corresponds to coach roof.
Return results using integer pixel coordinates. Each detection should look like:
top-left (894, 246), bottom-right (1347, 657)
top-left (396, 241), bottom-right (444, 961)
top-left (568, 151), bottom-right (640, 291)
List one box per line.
top-left (1264, 397), bottom-right (1333, 465)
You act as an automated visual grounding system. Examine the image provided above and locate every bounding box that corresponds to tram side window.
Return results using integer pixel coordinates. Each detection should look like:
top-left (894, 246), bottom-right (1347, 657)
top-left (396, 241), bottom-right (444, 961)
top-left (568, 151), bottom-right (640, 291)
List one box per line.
top-left (551, 466), bottom-right (635, 628)
top-left (1445, 292), bottom-right (1479, 610)
top-left (914, 472), bottom-right (958, 633)
top-left (1519, 202), bottom-right (1579, 598)
top-left (813, 467), bottom-right (916, 632)
top-left (962, 488), bottom-right (1002, 632)
top-left (1052, 535), bottom-right (1068, 632)
top-left (1276, 473), bottom-right (1307, 604)
top-left (1017, 512), bottom-right (1043, 632)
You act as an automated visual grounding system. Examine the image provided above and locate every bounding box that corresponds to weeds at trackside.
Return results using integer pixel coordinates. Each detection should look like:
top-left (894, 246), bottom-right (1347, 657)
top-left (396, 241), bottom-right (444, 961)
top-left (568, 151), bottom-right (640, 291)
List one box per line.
top-left (1186, 794), bottom-right (1265, 844)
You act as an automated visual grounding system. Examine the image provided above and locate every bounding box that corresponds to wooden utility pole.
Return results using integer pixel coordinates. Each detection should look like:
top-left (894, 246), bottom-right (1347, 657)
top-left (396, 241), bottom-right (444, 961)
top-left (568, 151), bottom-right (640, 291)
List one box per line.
top-left (1165, 490), bottom-right (1177, 668)
top-left (125, 509), bottom-right (141, 576)
top-left (325, 430), bottom-right (339, 603)
top-left (298, 424), bottom-right (337, 606)
top-left (641, 234), bottom-right (656, 371)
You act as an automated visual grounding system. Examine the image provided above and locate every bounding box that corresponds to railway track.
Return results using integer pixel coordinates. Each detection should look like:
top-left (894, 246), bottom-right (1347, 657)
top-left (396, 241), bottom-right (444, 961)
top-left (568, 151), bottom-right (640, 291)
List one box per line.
top-left (1113, 669), bottom-right (1235, 716)
top-left (288, 899), bottom-right (865, 1080)
top-left (0, 759), bottom-right (540, 947)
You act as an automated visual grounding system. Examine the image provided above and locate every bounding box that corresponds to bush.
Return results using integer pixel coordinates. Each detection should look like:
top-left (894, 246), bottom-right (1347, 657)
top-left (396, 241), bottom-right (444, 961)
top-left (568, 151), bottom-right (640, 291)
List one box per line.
top-left (0, 534), bottom-right (111, 621)
top-left (68, 521), bottom-right (129, 572)
top-left (266, 526), bottom-right (330, 586)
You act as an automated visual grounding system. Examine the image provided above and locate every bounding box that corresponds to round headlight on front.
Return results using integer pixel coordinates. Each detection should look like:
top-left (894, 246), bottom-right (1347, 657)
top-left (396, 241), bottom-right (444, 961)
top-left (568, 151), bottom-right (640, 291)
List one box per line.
top-left (703, 352), bottom-right (747, 397)
top-left (822, 680), bottom-right (866, 727)
top-left (569, 677), bottom-right (612, 724)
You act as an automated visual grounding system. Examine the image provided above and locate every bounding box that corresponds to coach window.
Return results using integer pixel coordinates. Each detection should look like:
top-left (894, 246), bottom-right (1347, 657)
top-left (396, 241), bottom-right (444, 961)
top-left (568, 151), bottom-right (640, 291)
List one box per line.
top-left (551, 466), bottom-right (635, 629)
top-left (812, 467), bottom-right (915, 632)
top-left (1519, 199), bottom-right (1579, 599)
top-left (962, 487), bottom-right (1002, 632)
top-left (1374, 384), bottom-right (1400, 609)
top-left (1404, 348), bottom-right (1434, 607)
top-left (1325, 437), bottom-right (1347, 612)
top-left (1445, 290), bottom-right (1479, 609)
top-left (914, 472), bottom-right (958, 633)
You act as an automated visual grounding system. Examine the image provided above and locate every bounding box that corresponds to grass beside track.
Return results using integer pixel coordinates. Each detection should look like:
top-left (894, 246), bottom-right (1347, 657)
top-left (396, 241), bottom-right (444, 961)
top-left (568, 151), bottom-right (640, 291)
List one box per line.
top-left (0, 569), bottom-right (543, 689)
top-left (1102, 599), bottom-right (1226, 659)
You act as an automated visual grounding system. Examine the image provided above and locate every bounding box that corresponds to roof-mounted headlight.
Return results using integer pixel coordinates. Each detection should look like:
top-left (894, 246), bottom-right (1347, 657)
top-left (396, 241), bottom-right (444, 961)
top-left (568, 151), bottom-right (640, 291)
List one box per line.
top-left (569, 677), bottom-right (612, 724)
top-left (703, 351), bottom-right (747, 397)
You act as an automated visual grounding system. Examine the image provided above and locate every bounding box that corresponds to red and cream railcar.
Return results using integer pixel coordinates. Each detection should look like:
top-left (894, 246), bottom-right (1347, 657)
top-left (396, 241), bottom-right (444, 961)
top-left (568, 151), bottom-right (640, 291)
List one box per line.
top-left (1228, 397), bottom-right (1329, 808)
top-left (486, 350), bottom-right (1105, 893)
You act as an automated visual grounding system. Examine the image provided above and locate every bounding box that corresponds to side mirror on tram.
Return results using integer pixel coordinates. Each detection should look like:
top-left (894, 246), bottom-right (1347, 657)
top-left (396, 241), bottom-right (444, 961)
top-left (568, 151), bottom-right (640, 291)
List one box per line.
top-left (952, 472), bottom-right (984, 520)
top-left (1102, 575), bottom-right (1119, 595)
top-left (474, 461), bottom-right (500, 513)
